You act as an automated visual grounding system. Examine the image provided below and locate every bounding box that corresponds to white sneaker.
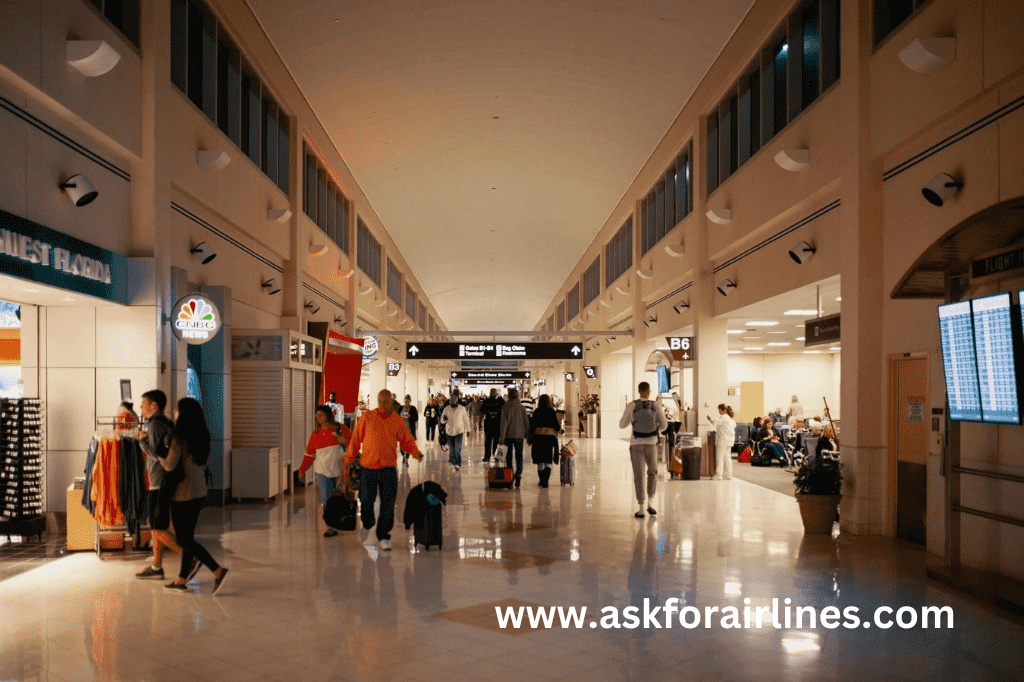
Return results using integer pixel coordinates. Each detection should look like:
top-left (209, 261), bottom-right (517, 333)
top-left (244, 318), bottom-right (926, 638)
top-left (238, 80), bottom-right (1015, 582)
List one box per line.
top-left (712, 475), bottom-right (723, 481)
top-left (454, 465), bottom-right (460, 472)
top-left (379, 539), bottom-right (392, 551)
top-left (359, 526), bottom-right (370, 543)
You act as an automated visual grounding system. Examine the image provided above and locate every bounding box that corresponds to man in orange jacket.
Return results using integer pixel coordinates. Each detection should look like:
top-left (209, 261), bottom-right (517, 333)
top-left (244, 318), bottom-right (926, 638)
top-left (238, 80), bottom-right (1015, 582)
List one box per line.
top-left (344, 388), bottom-right (421, 550)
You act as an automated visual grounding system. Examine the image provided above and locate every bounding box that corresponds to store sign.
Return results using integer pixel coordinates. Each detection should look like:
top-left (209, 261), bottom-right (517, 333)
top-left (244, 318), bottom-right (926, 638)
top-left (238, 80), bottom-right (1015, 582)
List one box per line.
top-left (387, 362), bottom-right (402, 376)
top-left (172, 294), bottom-right (221, 344)
top-left (362, 336), bottom-right (379, 358)
top-left (665, 337), bottom-right (695, 362)
top-left (406, 342), bottom-right (582, 360)
top-left (450, 371), bottom-right (531, 380)
top-left (805, 314), bottom-right (841, 347)
top-left (0, 209), bottom-right (128, 303)
top-left (583, 366), bottom-right (597, 379)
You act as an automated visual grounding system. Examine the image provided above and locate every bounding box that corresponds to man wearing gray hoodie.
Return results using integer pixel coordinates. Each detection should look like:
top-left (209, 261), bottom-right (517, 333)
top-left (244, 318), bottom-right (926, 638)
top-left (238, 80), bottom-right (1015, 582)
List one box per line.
top-left (499, 388), bottom-right (531, 488)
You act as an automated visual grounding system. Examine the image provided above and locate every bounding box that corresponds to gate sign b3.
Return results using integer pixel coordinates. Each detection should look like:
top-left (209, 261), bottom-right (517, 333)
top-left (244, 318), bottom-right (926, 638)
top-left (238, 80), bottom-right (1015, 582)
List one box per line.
top-left (387, 362), bottom-right (402, 376)
top-left (665, 337), bottom-right (695, 362)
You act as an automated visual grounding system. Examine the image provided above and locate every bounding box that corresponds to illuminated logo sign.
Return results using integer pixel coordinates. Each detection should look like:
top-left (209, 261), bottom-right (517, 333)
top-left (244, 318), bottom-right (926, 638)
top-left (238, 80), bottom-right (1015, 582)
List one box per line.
top-left (172, 294), bottom-right (221, 345)
top-left (362, 336), bottom-right (379, 357)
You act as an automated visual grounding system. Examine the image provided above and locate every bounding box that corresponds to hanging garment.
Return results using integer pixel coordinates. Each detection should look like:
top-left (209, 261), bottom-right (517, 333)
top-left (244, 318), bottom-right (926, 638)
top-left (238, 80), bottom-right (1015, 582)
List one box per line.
top-left (81, 437), bottom-right (100, 515)
top-left (117, 436), bottom-right (147, 536)
top-left (91, 436), bottom-right (124, 527)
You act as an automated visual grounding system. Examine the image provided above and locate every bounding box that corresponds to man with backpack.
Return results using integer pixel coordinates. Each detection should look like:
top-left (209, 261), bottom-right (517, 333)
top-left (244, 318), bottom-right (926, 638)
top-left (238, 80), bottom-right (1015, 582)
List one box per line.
top-left (481, 388), bottom-right (505, 462)
top-left (619, 382), bottom-right (668, 518)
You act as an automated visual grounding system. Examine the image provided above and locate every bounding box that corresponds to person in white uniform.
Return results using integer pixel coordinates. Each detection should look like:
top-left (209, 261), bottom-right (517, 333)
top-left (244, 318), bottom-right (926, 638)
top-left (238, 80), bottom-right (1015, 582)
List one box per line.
top-left (708, 404), bottom-right (737, 480)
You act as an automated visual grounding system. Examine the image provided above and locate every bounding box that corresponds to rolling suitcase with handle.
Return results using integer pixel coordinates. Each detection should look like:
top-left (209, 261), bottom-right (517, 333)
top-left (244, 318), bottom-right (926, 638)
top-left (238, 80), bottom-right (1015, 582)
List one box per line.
top-left (559, 456), bottom-right (575, 486)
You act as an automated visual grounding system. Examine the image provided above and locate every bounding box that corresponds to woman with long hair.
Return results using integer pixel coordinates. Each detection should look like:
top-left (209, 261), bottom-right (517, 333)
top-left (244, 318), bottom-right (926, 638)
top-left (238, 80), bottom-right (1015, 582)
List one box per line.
top-left (529, 394), bottom-right (561, 488)
top-left (160, 397), bottom-right (229, 595)
top-left (300, 405), bottom-right (351, 536)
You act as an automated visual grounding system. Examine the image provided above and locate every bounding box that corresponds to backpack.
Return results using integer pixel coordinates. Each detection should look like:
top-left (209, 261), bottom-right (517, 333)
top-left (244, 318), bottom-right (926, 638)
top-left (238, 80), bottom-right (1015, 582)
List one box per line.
top-left (631, 400), bottom-right (660, 438)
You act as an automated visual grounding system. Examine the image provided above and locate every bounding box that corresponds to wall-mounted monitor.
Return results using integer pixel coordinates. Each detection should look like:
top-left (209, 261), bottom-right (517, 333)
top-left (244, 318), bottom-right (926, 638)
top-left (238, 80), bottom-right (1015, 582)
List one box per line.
top-left (938, 300), bottom-right (982, 422)
top-left (972, 293), bottom-right (1020, 424)
top-left (656, 365), bottom-right (670, 394)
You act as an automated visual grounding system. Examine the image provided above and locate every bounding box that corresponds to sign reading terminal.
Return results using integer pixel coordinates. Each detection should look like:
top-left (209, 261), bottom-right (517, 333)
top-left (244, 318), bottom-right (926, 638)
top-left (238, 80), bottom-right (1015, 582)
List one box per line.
top-left (406, 342), bottom-right (583, 360)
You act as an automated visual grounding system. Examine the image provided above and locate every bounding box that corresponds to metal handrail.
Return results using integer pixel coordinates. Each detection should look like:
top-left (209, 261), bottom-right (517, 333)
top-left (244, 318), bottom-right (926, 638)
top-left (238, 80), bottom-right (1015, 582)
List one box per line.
top-left (951, 465), bottom-right (1024, 486)
top-left (951, 504), bottom-right (1024, 530)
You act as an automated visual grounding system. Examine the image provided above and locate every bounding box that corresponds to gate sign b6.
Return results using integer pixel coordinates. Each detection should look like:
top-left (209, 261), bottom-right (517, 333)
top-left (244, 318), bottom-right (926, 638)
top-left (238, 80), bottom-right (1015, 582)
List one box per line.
top-left (665, 337), bottom-right (695, 362)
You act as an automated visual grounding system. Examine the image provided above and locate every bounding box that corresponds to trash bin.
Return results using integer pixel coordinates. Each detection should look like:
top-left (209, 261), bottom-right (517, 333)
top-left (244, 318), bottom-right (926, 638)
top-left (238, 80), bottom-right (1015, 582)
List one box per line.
top-left (672, 435), bottom-right (702, 480)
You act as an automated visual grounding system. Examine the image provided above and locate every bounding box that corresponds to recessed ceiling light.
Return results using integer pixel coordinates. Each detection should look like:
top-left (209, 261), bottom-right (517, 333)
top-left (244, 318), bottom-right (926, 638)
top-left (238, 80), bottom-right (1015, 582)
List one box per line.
top-left (836, 296), bottom-right (842, 301)
top-left (796, 336), bottom-right (805, 341)
top-left (830, 346), bottom-right (841, 351)
top-left (804, 350), bottom-right (821, 354)
top-left (743, 346), bottom-right (764, 351)
top-left (746, 320), bottom-right (778, 327)
top-left (728, 350), bottom-right (742, 354)
top-left (63, 297), bottom-right (75, 302)
top-left (767, 342), bottom-right (791, 346)
top-left (767, 331), bottom-right (788, 335)
top-left (794, 324), bottom-right (805, 328)
top-left (727, 329), bottom-right (745, 334)
top-left (783, 309), bottom-right (819, 316)
top-left (741, 336), bottom-right (762, 341)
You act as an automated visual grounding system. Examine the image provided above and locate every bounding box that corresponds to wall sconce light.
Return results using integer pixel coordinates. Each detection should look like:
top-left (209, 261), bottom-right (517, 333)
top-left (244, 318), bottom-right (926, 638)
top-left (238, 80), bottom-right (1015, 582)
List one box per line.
top-left (664, 239), bottom-right (685, 257)
top-left (190, 242), bottom-right (217, 264)
top-left (309, 243), bottom-right (329, 257)
top-left (707, 207), bottom-right (732, 225)
top-left (388, 308), bottom-right (398, 317)
top-left (922, 173), bottom-right (963, 207)
top-left (899, 37), bottom-right (956, 74)
top-left (261, 278), bottom-right (281, 295)
top-left (643, 314), bottom-right (657, 327)
top-left (358, 283), bottom-right (373, 295)
top-left (717, 278), bottom-right (736, 296)
top-left (375, 298), bottom-right (387, 307)
top-left (788, 241), bottom-right (817, 264)
top-left (267, 208), bottom-right (291, 223)
top-left (615, 283), bottom-right (630, 296)
top-left (672, 300), bottom-right (690, 314)
top-left (600, 297), bottom-right (613, 307)
top-left (66, 39), bottom-right (120, 77)
top-left (59, 174), bottom-right (98, 207)
top-left (774, 148), bottom-right (810, 172)
top-left (304, 301), bottom-right (321, 315)
top-left (636, 267), bottom-right (654, 280)
top-left (338, 268), bottom-right (355, 279)
top-left (197, 149), bottom-right (231, 172)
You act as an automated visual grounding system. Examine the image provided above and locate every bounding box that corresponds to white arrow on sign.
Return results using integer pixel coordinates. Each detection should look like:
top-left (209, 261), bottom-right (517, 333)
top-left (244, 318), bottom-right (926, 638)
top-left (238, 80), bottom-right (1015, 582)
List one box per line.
top-left (409, 345), bottom-right (419, 356)
top-left (525, 371), bottom-right (531, 378)
top-left (571, 345), bottom-right (581, 356)
top-left (451, 372), bottom-right (457, 378)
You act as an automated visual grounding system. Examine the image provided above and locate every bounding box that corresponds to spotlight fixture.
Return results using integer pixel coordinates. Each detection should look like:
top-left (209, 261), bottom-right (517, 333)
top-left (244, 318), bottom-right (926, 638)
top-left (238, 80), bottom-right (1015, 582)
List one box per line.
top-left (197, 149), bottom-right (231, 172)
top-left (261, 278), bottom-right (281, 295)
top-left (922, 173), bottom-right (963, 207)
top-left (59, 174), bottom-right (98, 207)
top-left (304, 301), bottom-right (320, 315)
top-left (899, 37), bottom-right (956, 74)
top-left (267, 208), bottom-right (292, 223)
top-left (334, 316), bottom-right (346, 326)
top-left (190, 242), bottom-right (217, 264)
top-left (643, 315), bottom-right (657, 327)
top-left (717, 278), bottom-right (736, 296)
top-left (707, 207), bottom-right (732, 225)
top-left (609, 336), bottom-right (616, 342)
top-left (66, 39), bottom-right (120, 77)
top-left (672, 301), bottom-right (690, 314)
top-left (788, 241), bottom-right (817, 264)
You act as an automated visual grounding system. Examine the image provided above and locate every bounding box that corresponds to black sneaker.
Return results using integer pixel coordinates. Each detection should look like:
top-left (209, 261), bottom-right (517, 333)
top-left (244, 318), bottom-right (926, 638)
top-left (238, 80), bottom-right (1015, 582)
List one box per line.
top-left (212, 568), bottom-right (229, 596)
top-left (647, 507), bottom-right (657, 516)
top-left (323, 529), bottom-right (338, 537)
top-left (186, 558), bottom-right (202, 582)
top-left (164, 581), bottom-right (188, 592)
top-left (136, 566), bottom-right (164, 579)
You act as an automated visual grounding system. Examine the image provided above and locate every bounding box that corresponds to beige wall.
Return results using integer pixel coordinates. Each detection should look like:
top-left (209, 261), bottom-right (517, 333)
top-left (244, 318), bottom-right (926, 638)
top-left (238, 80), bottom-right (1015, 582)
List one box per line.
top-left (726, 353), bottom-right (841, 421)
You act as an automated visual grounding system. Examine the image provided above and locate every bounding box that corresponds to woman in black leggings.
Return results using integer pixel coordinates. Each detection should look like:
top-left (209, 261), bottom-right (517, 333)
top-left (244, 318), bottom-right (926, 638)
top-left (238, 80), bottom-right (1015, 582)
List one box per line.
top-left (160, 397), bottom-right (229, 595)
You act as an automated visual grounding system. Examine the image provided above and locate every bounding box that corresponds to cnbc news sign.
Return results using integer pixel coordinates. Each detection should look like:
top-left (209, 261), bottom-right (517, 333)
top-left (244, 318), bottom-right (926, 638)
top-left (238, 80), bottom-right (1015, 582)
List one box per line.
top-left (0, 209), bottom-right (128, 303)
top-left (172, 294), bottom-right (222, 345)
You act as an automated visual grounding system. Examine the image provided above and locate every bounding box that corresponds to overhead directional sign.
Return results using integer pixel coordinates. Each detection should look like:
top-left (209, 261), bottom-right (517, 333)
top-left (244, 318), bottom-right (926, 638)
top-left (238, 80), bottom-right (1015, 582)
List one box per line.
top-left (406, 342), bottom-right (583, 360)
top-left (450, 371), bottom-right (532, 380)
top-left (583, 366), bottom-right (597, 379)
top-left (452, 379), bottom-right (517, 386)
top-left (665, 337), bottom-right (695, 362)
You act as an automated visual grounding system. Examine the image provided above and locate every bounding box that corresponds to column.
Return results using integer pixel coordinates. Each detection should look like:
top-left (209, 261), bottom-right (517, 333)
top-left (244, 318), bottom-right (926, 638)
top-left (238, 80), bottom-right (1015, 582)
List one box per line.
top-left (198, 285), bottom-right (232, 505)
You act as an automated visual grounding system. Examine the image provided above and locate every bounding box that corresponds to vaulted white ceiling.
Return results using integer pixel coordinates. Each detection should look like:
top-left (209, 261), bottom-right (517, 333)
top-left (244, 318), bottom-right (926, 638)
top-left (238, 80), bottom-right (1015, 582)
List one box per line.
top-left (246, 0), bottom-right (755, 331)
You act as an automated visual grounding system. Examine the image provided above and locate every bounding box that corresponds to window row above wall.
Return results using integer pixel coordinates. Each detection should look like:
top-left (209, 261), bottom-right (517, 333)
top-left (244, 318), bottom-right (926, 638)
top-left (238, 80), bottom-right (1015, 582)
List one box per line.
top-left (170, 0), bottom-right (290, 195)
top-left (641, 142), bottom-right (693, 256)
top-left (85, 0), bottom-right (140, 47)
top-left (707, 0), bottom-right (840, 194)
top-left (303, 143), bottom-right (350, 254)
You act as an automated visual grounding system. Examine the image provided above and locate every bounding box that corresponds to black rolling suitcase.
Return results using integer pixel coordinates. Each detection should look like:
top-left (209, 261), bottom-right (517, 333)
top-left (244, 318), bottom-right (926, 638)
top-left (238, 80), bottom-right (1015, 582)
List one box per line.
top-left (414, 502), bottom-right (443, 550)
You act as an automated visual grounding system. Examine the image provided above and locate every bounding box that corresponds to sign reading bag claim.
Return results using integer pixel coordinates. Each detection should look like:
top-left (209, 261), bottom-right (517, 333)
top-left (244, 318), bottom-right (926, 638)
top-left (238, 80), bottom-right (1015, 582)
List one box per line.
top-left (172, 294), bottom-right (222, 344)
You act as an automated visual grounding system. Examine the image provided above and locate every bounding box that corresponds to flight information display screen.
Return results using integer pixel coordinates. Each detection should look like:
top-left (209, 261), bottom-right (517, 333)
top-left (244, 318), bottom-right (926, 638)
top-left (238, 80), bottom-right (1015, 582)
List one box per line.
top-left (938, 300), bottom-right (982, 422)
top-left (972, 294), bottom-right (1020, 424)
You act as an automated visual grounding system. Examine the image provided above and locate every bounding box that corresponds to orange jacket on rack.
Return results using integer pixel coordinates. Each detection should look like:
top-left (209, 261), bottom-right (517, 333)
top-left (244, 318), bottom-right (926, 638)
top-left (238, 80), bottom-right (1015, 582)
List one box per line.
top-left (343, 407), bottom-right (420, 470)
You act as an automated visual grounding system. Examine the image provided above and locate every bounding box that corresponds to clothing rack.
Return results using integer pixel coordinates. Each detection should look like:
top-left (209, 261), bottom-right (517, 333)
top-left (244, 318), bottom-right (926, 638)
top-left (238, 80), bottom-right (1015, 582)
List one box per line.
top-left (85, 419), bottom-right (149, 558)
top-left (0, 399), bottom-right (46, 542)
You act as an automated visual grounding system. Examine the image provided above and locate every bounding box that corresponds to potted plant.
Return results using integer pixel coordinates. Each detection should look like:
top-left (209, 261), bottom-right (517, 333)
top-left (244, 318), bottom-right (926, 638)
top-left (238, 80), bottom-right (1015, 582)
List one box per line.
top-left (793, 455), bottom-right (843, 534)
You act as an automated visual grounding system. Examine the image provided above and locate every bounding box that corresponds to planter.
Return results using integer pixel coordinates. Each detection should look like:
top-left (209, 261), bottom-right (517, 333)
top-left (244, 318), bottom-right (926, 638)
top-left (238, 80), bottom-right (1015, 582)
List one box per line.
top-left (796, 493), bottom-right (842, 534)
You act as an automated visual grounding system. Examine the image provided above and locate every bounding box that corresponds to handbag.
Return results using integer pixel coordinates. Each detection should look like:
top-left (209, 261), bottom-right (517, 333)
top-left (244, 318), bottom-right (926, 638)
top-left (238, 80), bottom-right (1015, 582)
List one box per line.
top-left (323, 492), bottom-right (357, 530)
top-left (341, 453), bottom-right (361, 501)
top-left (560, 440), bottom-right (577, 459)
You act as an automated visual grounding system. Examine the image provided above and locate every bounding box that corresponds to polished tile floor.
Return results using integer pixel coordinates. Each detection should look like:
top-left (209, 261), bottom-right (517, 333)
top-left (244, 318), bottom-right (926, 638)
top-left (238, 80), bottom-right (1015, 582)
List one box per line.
top-left (1, 433), bottom-right (1022, 682)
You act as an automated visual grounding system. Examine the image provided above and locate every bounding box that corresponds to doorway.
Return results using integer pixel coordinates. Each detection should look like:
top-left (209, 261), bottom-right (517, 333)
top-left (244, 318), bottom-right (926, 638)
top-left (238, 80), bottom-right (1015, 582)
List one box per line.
top-left (890, 356), bottom-right (928, 545)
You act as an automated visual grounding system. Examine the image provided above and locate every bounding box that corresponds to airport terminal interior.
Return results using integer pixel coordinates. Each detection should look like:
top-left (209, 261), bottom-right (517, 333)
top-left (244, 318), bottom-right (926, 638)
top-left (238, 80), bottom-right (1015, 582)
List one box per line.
top-left (1, 0), bottom-right (1024, 680)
